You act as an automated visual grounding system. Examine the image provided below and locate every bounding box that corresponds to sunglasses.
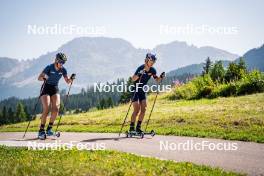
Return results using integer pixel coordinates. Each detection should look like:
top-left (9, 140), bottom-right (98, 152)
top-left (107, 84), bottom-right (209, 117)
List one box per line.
top-left (148, 58), bottom-right (156, 63)
top-left (58, 60), bottom-right (65, 65)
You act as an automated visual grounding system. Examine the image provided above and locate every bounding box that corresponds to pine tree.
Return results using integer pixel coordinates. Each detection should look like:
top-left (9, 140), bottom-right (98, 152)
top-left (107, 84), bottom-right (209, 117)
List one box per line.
top-left (16, 102), bottom-right (27, 122)
top-left (2, 106), bottom-right (8, 124)
top-left (202, 57), bottom-right (212, 76)
top-left (97, 98), bottom-right (106, 110)
top-left (101, 98), bottom-right (106, 109)
top-left (8, 107), bottom-right (14, 123)
top-left (107, 97), bottom-right (114, 108)
top-left (0, 111), bottom-right (3, 125)
top-left (24, 105), bottom-right (30, 121)
top-left (119, 77), bottom-right (133, 103)
top-left (81, 88), bottom-right (86, 95)
top-left (210, 61), bottom-right (225, 82)
top-left (238, 57), bottom-right (247, 75)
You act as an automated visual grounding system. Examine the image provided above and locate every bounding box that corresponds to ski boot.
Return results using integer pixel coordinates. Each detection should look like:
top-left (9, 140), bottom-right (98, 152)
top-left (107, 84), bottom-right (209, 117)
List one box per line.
top-left (126, 127), bottom-right (144, 138)
top-left (46, 128), bottom-right (54, 136)
top-left (38, 130), bottom-right (46, 140)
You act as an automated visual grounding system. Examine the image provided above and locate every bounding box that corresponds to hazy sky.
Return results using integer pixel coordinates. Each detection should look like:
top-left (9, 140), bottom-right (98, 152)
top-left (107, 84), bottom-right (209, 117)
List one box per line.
top-left (0, 0), bottom-right (263, 60)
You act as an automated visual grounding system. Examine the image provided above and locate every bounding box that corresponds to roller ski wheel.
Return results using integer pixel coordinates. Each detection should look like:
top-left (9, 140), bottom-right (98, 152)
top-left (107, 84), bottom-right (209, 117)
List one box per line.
top-left (150, 130), bottom-right (155, 137)
top-left (143, 130), bottom-right (155, 137)
top-left (140, 132), bottom-right (144, 139)
top-left (125, 131), bottom-right (133, 138)
top-left (55, 131), bottom-right (60, 137)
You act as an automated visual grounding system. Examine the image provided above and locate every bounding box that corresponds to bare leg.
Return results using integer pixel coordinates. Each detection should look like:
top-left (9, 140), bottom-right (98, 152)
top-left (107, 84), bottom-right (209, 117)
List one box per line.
top-left (129, 101), bottom-right (140, 131)
top-left (131, 101), bottom-right (140, 123)
top-left (138, 100), bottom-right (147, 122)
top-left (135, 99), bottom-right (147, 131)
top-left (40, 95), bottom-right (50, 128)
top-left (50, 94), bottom-right (60, 124)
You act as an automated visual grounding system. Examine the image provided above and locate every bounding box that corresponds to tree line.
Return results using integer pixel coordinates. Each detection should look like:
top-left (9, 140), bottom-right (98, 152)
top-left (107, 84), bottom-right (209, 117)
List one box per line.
top-left (169, 57), bottom-right (264, 100)
top-left (0, 102), bottom-right (30, 125)
top-left (0, 74), bottom-right (192, 125)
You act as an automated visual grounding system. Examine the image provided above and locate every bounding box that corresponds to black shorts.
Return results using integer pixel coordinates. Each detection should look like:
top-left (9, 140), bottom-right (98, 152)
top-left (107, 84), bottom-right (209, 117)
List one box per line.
top-left (131, 90), bottom-right (146, 102)
top-left (40, 84), bottom-right (59, 97)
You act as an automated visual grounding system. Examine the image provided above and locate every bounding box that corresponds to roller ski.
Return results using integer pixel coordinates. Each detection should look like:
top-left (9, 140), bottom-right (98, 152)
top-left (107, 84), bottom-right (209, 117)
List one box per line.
top-left (125, 130), bottom-right (144, 138)
top-left (126, 127), bottom-right (145, 138)
top-left (142, 130), bottom-right (156, 137)
top-left (125, 129), bottom-right (155, 138)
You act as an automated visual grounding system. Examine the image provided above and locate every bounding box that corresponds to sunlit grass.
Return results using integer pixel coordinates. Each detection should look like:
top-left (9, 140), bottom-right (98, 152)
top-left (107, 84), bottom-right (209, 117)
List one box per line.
top-left (1, 93), bottom-right (264, 142)
top-left (0, 146), bottom-right (243, 176)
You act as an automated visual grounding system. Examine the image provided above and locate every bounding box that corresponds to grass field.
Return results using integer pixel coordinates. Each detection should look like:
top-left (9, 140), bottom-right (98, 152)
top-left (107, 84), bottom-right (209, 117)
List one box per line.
top-left (0, 146), bottom-right (242, 176)
top-left (1, 93), bottom-right (263, 143)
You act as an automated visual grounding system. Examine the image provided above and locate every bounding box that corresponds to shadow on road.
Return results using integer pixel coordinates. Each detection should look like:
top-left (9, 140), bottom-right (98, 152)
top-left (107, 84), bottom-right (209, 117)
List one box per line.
top-left (9, 137), bottom-right (57, 141)
top-left (81, 136), bottom-right (128, 142)
top-left (81, 135), bottom-right (154, 142)
top-left (11, 137), bottom-right (39, 141)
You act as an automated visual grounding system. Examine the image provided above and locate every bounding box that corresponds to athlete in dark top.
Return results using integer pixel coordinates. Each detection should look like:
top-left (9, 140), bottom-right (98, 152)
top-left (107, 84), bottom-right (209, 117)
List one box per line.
top-left (130, 53), bottom-right (165, 133)
top-left (37, 53), bottom-right (73, 139)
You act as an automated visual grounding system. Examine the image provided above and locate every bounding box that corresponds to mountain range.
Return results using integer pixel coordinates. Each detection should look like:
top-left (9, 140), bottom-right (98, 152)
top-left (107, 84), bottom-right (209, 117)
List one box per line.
top-left (168, 44), bottom-right (264, 76)
top-left (0, 37), bottom-right (262, 99)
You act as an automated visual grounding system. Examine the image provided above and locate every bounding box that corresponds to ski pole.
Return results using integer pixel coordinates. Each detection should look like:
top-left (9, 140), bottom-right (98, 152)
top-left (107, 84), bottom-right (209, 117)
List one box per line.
top-left (54, 74), bottom-right (76, 135)
top-left (23, 80), bottom-right (46, 138)
top-left (144, 72), bottom-right (165, 132)
top-left (118, 71), bottom-right (145, 137)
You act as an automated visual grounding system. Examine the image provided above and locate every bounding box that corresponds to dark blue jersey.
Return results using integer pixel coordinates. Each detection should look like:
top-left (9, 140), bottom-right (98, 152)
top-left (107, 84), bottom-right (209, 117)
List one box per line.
top-left (43, 64), bottom-right (67, 86)
top-left (134, 64), bottom-right (157, 86)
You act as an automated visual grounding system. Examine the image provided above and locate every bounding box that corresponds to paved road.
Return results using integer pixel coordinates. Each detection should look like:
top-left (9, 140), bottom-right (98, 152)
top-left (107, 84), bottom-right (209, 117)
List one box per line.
top-left (0, 132), bottom-right (263, 175)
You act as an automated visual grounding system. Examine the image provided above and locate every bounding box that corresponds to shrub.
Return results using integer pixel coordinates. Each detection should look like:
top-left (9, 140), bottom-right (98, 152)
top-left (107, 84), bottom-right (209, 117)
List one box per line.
top-left (169, 75), bottom-right (214, 100)
top-left (210, 61), bottom-right (225, 83)
top-left (219, 83), bottom-right (238, 97)
top-left (168, 83), bottom-right (198, 100)
top-left (199, 85), bottom-right (214, 98)
top-left (192, 74), bottom-right (215, 99)
top-left (237, 70), bottom-right (264, 95)
top-left (168, 70), bottom-right (264, 100)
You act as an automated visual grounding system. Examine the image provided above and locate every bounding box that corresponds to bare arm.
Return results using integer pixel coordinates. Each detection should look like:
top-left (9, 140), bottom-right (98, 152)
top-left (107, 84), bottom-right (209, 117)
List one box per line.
top-left (132, 68), bottom-right (147, 82)
top-left (64, 73), bottom-right (76, 84)
top-left (64, 76), bottom-right (73, 84)
top-left (38, 72), bottom-right (47, 81)
top-left (132, 75), bottom-right (140, 82)
top-left (155, 77), bottom-right (162, 83)
top-left (154, 72), bottom-right (165, 83)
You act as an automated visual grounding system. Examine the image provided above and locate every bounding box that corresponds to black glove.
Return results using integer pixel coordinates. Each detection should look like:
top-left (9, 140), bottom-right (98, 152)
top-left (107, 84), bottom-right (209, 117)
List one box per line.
top-left (70, 73), bottom-right (76, 80)
top-left (160, 72), bottom-right (165, 79)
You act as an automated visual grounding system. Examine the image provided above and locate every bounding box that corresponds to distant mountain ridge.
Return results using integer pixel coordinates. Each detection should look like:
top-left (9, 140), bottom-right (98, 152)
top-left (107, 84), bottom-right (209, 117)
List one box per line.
top-left (167, 44), bottom-right (264, 77)
top-left (0, 37), bottom-right (243, 99)
top-left (243, 44), bottom-right (264, 71)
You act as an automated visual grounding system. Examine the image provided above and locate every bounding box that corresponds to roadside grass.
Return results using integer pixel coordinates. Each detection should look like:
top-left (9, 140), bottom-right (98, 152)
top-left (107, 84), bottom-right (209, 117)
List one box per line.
top-left (1, 93), bottom-right (263, 143)
top-left (0, 146), bottom-right (243, 176)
